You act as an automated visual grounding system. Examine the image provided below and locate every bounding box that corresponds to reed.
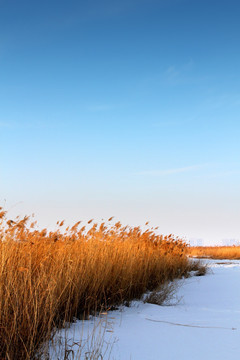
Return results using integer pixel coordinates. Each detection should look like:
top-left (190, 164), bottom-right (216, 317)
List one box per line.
top-left (0, 209), bottom-right (197, 359)
top-left (188, 245), bottom-right (240, 259)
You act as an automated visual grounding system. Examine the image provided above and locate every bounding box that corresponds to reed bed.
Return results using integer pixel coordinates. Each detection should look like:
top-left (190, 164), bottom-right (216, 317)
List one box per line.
top-left (0, 209), bottom-right (198, 359)
top-left (188, 246), bottom-right (240, 259)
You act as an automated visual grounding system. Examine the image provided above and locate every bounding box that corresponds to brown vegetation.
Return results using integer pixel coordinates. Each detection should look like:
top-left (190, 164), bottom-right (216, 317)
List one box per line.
top-left (0, 209), bottom-right (199, 359)
top-left (188, 246), bottom-right (240, 260)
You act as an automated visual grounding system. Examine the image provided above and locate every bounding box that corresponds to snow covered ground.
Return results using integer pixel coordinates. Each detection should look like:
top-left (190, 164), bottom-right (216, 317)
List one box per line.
top-left (48, 259), bottom-right (240, 360)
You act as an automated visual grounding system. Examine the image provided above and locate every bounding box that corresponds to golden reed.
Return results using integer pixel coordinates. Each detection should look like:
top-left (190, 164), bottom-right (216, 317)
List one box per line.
top-left (0, 209), bottom-right (197, 359)
top-left (188, 245), bottom-right (240, 259)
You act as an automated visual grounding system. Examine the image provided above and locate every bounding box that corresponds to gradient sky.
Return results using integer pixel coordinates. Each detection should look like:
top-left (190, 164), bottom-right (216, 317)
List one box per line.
top-left (1, 0), bottom-right (240, 244)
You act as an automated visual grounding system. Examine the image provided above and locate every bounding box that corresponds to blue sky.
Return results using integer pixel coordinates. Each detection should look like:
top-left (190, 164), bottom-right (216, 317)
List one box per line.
top-left (1, 0), bottom-right (240, 244)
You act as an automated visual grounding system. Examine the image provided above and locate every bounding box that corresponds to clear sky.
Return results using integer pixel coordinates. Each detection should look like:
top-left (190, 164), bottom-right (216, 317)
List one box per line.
top-left (1, 0), bottom-right (240, 244)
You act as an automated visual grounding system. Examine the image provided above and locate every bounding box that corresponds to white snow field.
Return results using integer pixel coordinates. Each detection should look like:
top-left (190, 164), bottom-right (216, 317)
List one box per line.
top-left (48, 259), bottom-right (240, 360)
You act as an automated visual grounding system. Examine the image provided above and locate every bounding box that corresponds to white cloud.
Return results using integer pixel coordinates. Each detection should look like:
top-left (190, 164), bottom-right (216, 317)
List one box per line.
top-left (136, 164), bottom-right (207, 176)
top-left (163, 59), bottom-right (203, 85)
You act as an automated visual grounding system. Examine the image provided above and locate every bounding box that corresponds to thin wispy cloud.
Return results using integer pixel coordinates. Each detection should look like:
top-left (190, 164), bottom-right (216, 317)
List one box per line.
top-left (204, 93), bottom-right (240, 109)
top-left (138, 59), bottom-right (207, 91)
top-left (165, 65), bottom-right (181, 82)
top-left (136, 164), bottom-right (208, 176)
top-left (163, 59), bottom-right (209, 86)
top-left (164, 60), bottom-right (194, 83)
top-left (197, 170), bottom-right (240, 179)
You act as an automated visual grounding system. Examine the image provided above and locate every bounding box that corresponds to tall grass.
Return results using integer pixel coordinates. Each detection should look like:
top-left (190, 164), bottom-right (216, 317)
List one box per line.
top-left (0, 209), bottom-right (197, 359)
top-left (188, 246), bottom-right (240, 259)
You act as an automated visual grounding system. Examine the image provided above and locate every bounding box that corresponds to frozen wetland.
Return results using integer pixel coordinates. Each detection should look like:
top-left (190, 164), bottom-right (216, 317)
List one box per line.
top-left (49, 259), bottom-right (240, 360)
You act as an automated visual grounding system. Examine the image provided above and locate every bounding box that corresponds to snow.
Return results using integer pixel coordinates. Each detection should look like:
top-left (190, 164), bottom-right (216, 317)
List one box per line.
top-left (48, 260), bottom-right (240, 360)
